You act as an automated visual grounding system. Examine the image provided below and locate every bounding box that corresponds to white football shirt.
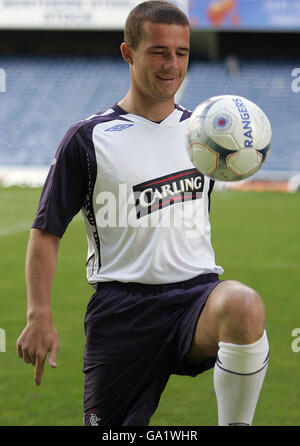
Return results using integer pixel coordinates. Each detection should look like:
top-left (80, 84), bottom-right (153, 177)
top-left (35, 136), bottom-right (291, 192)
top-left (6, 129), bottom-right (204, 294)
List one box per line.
top-left (33, 103), bottom-right (223, 286)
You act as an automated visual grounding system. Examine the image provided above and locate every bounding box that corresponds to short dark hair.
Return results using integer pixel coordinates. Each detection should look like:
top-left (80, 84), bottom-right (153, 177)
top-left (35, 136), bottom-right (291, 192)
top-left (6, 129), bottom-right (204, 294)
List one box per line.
top-left (124, 0), bottom-right (190, 50)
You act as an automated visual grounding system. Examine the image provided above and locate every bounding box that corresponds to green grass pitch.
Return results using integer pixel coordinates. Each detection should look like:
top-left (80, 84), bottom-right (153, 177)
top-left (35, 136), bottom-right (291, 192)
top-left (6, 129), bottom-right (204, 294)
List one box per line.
top-left (0, 186), bottom-right (299, 426)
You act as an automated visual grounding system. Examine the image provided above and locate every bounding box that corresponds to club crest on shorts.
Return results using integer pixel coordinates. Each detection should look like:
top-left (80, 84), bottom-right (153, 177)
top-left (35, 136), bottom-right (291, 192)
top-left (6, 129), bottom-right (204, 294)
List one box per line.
top-left (88, 408), bottom-right (102, 426)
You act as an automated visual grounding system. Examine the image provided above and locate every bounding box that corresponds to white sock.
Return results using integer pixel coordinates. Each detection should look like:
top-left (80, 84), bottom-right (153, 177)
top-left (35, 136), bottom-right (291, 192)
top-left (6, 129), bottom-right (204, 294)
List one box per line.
top-left (213, 330), bottom-right (269, 426)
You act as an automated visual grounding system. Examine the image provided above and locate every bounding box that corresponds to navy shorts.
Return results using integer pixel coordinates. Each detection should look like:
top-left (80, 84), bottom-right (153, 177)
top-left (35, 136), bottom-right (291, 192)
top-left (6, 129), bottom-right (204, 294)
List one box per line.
top-left (83, 273), bottom-right (221, 426)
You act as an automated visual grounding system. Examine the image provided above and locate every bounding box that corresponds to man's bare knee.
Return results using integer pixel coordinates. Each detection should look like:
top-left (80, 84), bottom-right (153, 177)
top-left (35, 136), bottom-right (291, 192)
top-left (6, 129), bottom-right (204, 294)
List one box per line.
top-left (216, 280), bottom-right (265, 344)
top-left (184, 280), bottom-right (265, 365)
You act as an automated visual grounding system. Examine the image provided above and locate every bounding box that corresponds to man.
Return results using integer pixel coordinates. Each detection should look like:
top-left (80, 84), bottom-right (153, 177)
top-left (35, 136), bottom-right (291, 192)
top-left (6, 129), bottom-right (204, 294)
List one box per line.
top-left (17, 1), bottom-right (269, 426)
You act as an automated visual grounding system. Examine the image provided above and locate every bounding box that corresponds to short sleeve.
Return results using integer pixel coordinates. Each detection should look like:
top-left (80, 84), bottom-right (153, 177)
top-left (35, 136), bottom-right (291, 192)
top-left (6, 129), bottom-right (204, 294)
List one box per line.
top-left (32, 122), bottom-right (93, 238)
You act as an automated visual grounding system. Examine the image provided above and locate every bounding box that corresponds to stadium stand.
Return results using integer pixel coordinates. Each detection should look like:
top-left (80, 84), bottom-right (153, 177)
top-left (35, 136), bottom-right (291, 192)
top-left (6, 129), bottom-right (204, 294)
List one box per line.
top-left (0, 55), bottom-right (299, 188)
top-left (0, 55), bottom-right (130, 166)
top-left (185, 58), bottom-right (300, 175)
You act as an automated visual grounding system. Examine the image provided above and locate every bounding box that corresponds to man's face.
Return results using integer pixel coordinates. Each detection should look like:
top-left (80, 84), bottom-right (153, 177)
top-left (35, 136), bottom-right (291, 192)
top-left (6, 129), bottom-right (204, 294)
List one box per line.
top-left (129, 21), bottom-right (190, 103)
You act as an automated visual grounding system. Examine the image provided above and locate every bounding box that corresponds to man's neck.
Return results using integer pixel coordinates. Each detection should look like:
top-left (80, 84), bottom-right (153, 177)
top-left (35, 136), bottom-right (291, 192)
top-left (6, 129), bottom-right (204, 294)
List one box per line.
top-left (118, 92), bottom-right (175, 122)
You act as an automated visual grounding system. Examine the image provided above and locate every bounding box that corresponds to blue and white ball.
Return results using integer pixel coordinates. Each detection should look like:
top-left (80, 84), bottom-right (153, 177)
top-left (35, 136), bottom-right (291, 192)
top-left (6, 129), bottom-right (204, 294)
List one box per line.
top-left (186, 95), bottom-right (272, 182)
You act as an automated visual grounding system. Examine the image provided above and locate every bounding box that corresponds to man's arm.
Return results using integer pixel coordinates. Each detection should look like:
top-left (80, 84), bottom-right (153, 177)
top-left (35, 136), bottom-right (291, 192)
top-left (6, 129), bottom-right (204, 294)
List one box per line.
top-left (16, 228), bottom-right (61, 386)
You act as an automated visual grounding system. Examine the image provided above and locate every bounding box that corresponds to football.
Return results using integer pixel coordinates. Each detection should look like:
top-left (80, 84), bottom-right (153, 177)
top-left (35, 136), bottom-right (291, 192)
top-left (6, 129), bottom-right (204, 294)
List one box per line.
top-left (186, 95), bottom-right (272, 181)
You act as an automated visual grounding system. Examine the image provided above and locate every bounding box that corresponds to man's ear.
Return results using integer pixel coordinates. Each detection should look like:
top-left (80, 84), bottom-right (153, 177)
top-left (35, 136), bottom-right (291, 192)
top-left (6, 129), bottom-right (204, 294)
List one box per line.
top-left (120, 42), bottom-right (134, 65)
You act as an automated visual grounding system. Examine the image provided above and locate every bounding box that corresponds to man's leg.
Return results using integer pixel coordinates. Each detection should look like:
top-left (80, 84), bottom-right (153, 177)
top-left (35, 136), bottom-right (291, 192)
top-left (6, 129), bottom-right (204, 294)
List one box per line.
top-left (185, 280), bottom-right (269, 426)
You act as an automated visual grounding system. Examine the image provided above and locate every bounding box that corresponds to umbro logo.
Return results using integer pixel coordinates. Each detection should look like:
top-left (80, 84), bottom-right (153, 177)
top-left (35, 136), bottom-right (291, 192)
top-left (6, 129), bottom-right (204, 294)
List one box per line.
top-left (105, 124), bottom-right (134, 132)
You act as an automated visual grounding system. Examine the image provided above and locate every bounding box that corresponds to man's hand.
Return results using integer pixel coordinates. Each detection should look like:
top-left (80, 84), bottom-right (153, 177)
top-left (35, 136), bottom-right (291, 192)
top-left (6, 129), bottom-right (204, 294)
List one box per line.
top-left (16, 319), bottom-right (60, 386)
top-left (18, 228), bottom-right (61, 386)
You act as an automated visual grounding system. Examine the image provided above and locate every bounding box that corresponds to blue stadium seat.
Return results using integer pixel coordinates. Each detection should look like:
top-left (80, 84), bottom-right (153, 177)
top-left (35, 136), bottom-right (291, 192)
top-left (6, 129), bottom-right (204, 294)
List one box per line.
top-left (183, 59), bottom-right (300, 173)
top-left (0, 55), bottom-right (299, 173)
top-left (0, 56), bottom-right (130, 166)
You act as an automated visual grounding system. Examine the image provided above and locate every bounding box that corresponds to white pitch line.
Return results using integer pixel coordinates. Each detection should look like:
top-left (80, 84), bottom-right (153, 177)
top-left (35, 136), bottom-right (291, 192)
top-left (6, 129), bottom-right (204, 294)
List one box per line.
top-left (0, 215), bottom-right (84, 237)
top-left (0, 222), bottom-right (31, 236)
